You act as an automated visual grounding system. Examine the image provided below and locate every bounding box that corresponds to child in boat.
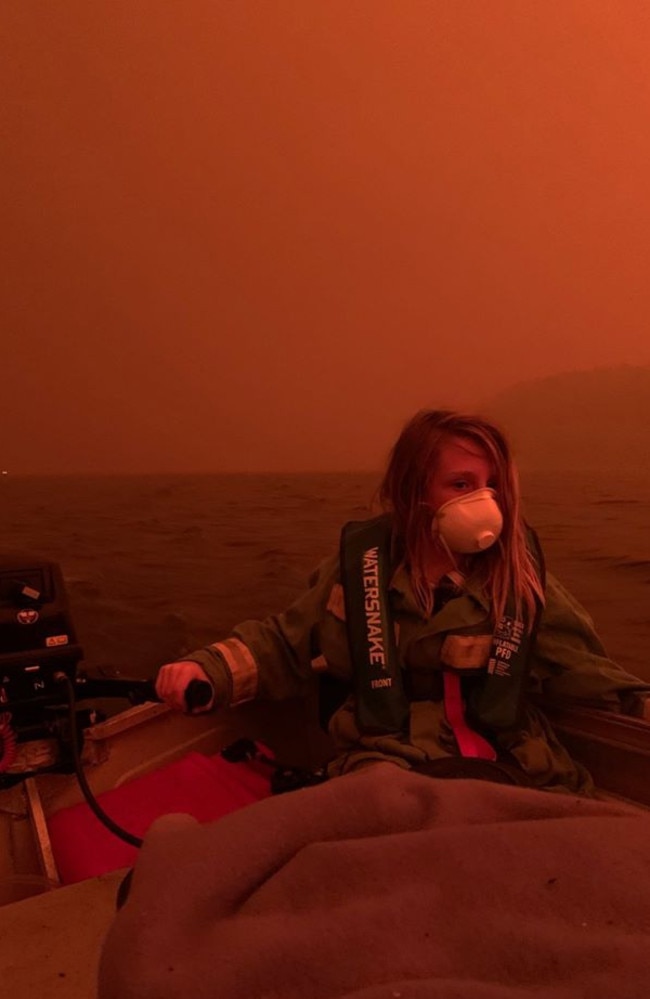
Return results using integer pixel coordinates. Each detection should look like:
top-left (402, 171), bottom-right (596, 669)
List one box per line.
top-left (155, 410), bottom-right (650, 795)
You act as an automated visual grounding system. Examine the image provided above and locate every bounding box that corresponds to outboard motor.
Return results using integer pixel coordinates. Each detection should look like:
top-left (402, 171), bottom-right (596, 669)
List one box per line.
top-left (0, 554), bottom-right (85, 704)
top-left (0, 555), bottom-right (85, 777)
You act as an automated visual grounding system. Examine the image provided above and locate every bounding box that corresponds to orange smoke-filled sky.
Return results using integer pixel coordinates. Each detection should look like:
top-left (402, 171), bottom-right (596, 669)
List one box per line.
top-left (3, 1), bottom-right (650, 473)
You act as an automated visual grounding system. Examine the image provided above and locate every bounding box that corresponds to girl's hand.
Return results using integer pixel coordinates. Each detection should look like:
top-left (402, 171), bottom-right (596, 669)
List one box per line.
top-left (155, 661), bottom-right (215, 713)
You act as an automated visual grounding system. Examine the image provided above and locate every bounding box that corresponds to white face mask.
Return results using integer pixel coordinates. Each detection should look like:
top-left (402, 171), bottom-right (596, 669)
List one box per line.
top-left (433, 488), bottom-right (503, 554)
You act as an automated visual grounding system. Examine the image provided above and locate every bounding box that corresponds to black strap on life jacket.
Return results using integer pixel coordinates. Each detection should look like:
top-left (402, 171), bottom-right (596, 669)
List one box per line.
top-left (340, 517), bottom-right (410, 735)
top-left (340, 518), bottom-right (546, 737)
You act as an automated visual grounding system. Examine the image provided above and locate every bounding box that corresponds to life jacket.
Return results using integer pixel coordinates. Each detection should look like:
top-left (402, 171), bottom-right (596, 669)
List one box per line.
top-left (339, 515), bottom-right (546, 737)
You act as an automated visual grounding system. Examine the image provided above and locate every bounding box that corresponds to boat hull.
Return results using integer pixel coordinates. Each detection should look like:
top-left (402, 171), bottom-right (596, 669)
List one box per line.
top-left (0, 696), bottom-right (649, 999)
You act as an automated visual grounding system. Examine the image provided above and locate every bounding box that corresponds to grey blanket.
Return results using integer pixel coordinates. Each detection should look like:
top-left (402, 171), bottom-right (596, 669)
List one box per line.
top-left (98, 763), bottom-right (650, 998)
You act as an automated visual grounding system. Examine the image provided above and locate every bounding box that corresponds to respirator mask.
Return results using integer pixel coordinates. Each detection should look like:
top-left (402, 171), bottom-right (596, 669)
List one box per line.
top-left (433, 488), bottom-right (503, 555)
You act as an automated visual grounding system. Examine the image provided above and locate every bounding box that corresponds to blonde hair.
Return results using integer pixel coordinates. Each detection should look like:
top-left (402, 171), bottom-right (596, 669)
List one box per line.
top-left (377, 410), bottom-right (544, 626)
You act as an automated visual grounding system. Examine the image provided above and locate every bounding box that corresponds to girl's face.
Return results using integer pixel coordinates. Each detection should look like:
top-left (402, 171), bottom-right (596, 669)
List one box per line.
top-left (426, 435), bottom-right (498, 513)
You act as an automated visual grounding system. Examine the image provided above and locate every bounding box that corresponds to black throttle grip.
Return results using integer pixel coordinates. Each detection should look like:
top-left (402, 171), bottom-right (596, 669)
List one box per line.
top-left (184, 678), bottom-right (214, 711)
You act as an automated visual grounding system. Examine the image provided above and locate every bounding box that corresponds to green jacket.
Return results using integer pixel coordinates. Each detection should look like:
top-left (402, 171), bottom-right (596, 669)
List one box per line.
top-left (188, 550), bottom-right (650, 795)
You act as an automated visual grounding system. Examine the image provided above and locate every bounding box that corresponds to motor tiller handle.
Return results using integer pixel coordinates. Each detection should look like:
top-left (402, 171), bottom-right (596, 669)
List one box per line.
top-left (183, 678), bottom-right (214, 712)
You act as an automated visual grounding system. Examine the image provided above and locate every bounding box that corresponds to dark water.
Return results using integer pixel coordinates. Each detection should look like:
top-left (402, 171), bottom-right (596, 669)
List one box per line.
top-left (1, 471), bottom-right (648, 680)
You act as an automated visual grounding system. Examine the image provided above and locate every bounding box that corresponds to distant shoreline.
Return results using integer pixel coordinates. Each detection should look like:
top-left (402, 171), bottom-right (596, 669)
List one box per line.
top-left (1, 466), bottom-right (645, 479)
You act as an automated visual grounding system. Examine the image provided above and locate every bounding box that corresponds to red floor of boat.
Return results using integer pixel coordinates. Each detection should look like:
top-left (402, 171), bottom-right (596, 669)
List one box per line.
top-left (47, 751), bottom-right (274, 883)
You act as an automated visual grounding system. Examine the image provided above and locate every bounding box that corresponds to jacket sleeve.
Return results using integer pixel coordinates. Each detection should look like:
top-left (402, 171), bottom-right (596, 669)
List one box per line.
top-left (183, 554), bottom-right (340, 707)
top-left (529, 572), bottom-right (650, 716)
